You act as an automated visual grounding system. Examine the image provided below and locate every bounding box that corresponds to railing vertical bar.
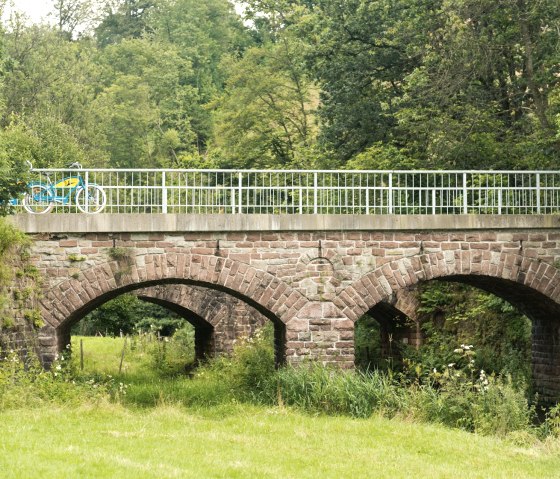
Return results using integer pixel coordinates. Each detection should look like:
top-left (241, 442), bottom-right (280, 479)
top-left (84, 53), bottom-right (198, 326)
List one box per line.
top-left (536, 172), bottom-right (541, 214)
top-left (313, 172), bottom-right (318, 214)
top-left (84, 171), bottom-right (89, 213)
top-left (161, 171), bottom-right (167, 214)
top-left (463, 173), bottom-right (468, 214)
top-left (388, 172), bottom-right (393, 214)
top-left (238, 171), bottom-right (242, 214)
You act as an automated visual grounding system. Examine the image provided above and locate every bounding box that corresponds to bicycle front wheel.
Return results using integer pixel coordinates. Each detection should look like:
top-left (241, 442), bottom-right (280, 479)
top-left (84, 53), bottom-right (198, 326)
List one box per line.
top-left (75, 185), bottom-right (107, 213)
top-left (23, 184), bottom-right (54, 214)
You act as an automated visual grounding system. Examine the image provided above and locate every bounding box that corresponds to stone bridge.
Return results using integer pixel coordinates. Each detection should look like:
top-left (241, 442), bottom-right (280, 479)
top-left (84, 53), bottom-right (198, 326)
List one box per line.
top-left (10, 213), bottom-right (560, 402)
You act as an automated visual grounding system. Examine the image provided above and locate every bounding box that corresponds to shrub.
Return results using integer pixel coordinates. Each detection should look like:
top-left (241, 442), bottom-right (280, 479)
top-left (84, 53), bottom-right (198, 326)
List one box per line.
top-left (149, 324), bottom-right (195, 377)
top-left (0, 350), bottom-right (112, 409)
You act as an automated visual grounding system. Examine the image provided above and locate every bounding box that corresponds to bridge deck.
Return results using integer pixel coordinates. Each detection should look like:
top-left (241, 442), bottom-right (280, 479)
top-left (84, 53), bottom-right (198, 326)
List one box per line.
top-left (11, 213), bottom-right (560, 233)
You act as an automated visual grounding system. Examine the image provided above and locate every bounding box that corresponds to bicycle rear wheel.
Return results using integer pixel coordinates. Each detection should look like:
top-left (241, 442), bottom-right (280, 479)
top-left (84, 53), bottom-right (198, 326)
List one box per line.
top-left (23, 184), bottom-right (54, 214)
top-left (75, 185), bottom-right (107, 213)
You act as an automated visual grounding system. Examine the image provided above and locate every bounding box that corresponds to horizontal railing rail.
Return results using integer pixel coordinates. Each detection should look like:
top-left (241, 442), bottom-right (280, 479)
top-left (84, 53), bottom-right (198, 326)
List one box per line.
top-left (16, 168), bottom-right (560, 215)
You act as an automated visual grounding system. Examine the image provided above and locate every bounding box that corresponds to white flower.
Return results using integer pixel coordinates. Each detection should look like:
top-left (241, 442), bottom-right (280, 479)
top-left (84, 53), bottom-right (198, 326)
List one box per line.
top-left (447, 363), bottom-right (455, 368)
top-left (55, 365), bottom-right (62, 371)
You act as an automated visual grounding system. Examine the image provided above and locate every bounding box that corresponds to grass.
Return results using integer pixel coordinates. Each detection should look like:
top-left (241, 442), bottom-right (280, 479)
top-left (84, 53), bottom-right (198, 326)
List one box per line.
top-left (1, 403), bottom-right (560, 479)
top-left (71, 335), bottom-right (231, 408)
top-left (2, 335), bottom-right (560, 478)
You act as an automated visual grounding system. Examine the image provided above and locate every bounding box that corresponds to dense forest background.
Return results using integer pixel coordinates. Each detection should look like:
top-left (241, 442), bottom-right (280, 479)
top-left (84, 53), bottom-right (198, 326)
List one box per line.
top-left (0, 0), bottom-right (558, 173)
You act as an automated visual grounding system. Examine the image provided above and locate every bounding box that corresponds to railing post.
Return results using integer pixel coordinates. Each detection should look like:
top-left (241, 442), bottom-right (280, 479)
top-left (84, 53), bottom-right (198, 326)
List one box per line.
top-left (432, 189), bottom-right (436, 215)
top-left (161, 171), bottom-right (167, 214)
top-left (231, 177), bottom-right (236, 214)
top-left (536, 172), bottom-right (541, 214)
top-left (313, 172), bottom-right (318, 214)
top-left (498, 189), bottom-right (502, 215)
top-left (84, 171), bottom-right (89, 213)
top-left (462, 173), bottom-right (468, 214)
top-left (388, 173), bottom-right (393, 214)
top-left (365, 185), bottom-right (369, 215)
top-left (299, 188), bottom-right (303, 214)
top-left (238, 171), bottom-right (243, 214)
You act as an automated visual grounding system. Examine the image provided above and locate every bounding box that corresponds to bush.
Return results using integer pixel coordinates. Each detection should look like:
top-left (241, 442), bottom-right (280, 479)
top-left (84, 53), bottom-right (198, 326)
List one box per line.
top-left (0, 350), bottom-right (112, 409)
top-left (149, 324), bottom-right (195, 377)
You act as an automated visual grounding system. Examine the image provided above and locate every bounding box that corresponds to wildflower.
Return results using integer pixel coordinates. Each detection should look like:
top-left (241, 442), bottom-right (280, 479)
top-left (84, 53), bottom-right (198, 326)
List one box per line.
top-left (447, 363), bottom-right (455, 368)
top-left (55, 365), bottom-right (62, 371)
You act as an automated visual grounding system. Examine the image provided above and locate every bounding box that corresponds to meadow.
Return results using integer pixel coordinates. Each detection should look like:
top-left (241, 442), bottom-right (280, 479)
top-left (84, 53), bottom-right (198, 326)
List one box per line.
top-left (1, 335), bottom-right (560, 478)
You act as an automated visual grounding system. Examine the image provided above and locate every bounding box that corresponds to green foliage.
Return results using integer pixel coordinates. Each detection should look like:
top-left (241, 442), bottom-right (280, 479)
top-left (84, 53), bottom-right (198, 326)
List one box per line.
top-left (0, 219), bottom-right (38, 332)
top-left (23, 308), bottom-right (44, 328)
top-left (67, 253), bottom-right (86, 262)
top-left (74, 293), bottom-right (185, 336)
top-left (0, 350), bottom-right (111, 408)
top-left (401, 283), bottom-right (533, 388)
top-left (212, 37), bottom-right (317, 168)
top-left (303, 0), bottom-right (560, 167)
top-left (0, 0), bottom-right (558, 170)
top-left (194, 324), bottom-right (276, 402)
top-left (149, 324), bottom-right (195, 377)
top-left (107, 246), bottom-right (133, 262)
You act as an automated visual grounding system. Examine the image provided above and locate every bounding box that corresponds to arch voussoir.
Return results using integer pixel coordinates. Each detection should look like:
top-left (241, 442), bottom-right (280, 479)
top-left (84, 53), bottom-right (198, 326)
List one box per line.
top-left (340, 251), bottom-right (560, 322)
top-left (42, 253), bottom-right (305, 335)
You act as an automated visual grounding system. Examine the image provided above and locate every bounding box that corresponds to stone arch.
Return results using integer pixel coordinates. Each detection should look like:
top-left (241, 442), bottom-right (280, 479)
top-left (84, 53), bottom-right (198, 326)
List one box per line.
top-left (38, 253), bottom-right (305, 365)
top-left (337, 251), bottom-right (560, 321)
top-left (339, 250), bottom-right (560, 403)
top-left (135, 284), bottom-right (269, 361)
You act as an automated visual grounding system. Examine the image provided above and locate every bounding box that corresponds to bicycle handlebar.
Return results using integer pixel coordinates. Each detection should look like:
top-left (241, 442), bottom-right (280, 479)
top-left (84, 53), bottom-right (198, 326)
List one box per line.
top-left (24, 161), bottom-right (83, 170)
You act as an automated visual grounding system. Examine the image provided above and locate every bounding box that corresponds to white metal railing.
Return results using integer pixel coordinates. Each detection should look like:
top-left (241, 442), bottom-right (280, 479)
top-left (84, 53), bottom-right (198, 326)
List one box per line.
top-left (17, 168), bottom-right (560, 215)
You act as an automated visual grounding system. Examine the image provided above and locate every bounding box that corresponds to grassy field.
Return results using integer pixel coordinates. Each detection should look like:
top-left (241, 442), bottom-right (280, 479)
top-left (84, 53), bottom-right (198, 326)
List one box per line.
top-left (2, 403), bottom-right (560, 479)
top-left (1, 335), bottom-right (560, 478)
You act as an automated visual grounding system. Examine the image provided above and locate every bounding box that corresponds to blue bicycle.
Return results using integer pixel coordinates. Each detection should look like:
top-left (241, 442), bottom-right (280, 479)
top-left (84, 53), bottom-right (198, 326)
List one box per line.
top-left (22, 162), bottom-right (107, 214)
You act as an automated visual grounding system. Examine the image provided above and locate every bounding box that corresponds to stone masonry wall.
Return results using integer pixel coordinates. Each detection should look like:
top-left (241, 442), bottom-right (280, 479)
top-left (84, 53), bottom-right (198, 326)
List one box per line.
top-left (26, 228), bottom-right (560, 402)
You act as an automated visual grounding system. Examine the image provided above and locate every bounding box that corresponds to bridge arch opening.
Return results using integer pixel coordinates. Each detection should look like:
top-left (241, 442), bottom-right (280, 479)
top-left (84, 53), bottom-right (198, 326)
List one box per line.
top-left (355, 292), bottom-right (420, 371)
top-left (348, 264), bottom-right (560, 404)
top-left (44, 278), bottom-right (287, 370)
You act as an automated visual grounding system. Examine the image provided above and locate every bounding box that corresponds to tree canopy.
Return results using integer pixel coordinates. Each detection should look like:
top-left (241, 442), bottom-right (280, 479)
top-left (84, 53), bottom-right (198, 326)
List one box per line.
top-left (0, 0), bottom-right (558, 177)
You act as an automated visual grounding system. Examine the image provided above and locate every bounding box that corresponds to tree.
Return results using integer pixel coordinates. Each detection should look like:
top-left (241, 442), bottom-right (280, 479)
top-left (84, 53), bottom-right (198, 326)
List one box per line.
top-left (302, 0), bottom-right (560, 168)
top-left (94, 38), bottom-right (199, 166)
top-left (51, 0), bottom-right (95, 39)
top-left (212, 40), bottom-right (318, 168)
top-left (211, 1), bottom-right (318, 168)
top-left (0, 123), bottom-right (32, 215)
top-left (1, 23), bottom-right (109, 166)
top-left (95, 0), bottom-right (156, 46)
top-left (149, 0), bottom-right (252, 152)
